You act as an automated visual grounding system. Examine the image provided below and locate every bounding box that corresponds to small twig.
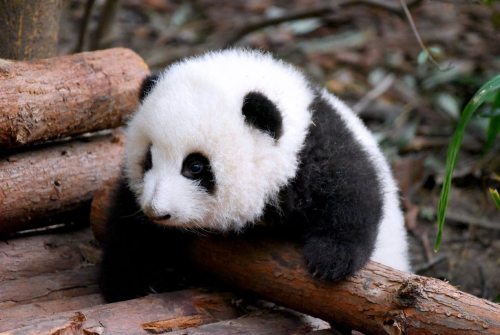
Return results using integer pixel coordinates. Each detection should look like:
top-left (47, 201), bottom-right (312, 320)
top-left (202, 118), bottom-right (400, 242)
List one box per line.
top-left (445, 211), bottom-right (500, 230)
top-left (399, 0), bottom-right (451, 70)
top-left (74, 0), bottom-right (96, 52)
top-left (353, 74), bottom-right (395, 114)
top-left (224, 0), bottom-right (423, 47)
top-left (414, 254), bottom-right (447, 273)
top-left (89, 0), bottom-right (121, 50)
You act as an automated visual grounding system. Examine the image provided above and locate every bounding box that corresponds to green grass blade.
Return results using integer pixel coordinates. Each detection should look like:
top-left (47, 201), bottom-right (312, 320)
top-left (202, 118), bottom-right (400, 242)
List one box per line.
top-left (490, 188), bottom-right (500, 209)
top-left (435, 74), bottom-right (500, 251)
top-left (484, 91), bottom-right (500, 153)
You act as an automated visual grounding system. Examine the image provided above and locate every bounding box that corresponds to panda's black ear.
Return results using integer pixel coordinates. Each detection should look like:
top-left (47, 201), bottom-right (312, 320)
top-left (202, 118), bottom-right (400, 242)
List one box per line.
top-left (242, 92), bottom-right (283, 140)
top-left (139, 74), bottom-right (160, 102)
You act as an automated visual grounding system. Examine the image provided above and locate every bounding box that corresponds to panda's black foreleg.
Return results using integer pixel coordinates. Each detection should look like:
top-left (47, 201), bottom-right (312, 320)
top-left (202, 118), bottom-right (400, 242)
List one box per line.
top-left (98, 176), bottom-right (186, 302)
top-left (98, 177), bottom-right (153, 301)
top-left (303, 231), bottom-right (373, 281)
top-left (300, 193), bottom-right (381, 281)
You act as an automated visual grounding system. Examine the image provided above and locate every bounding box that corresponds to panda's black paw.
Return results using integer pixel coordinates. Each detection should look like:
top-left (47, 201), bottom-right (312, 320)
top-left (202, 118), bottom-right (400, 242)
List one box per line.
top-left (303, 236), bottom-right (370, 281)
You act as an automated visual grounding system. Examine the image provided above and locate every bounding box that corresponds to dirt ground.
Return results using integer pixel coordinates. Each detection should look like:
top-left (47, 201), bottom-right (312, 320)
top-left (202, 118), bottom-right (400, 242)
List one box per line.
top-left (59, 0), bottom-right (500, 301)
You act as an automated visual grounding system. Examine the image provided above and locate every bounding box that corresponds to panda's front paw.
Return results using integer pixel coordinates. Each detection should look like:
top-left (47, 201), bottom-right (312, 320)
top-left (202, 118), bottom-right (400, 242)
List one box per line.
top-left (303, 236), bottom-right (370, 281)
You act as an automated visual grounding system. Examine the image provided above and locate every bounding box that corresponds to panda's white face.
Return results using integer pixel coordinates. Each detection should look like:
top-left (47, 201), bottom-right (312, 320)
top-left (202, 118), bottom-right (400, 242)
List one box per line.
top-left (125, 50), bottom-right (313, 231)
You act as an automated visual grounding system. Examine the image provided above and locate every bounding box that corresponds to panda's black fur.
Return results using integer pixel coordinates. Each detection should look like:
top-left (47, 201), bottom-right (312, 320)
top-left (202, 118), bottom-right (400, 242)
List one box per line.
top-left (99, 50), bottom-right (408, 302)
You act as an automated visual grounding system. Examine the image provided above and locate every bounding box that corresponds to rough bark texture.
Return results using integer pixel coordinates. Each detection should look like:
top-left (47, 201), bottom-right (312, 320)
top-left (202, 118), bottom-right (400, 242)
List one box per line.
top-left (0, 131), bottom-right (124, 235)
top-left (189, 238), bottom-right (500, 335)
top-left (0, 48), bottom-right (148, 147)
top-left (2, 290), bottom-right (242, 334)
top-left (89, 179), bottom-right (500, 335)
top-left (0, 0), bottom-right (62, 60)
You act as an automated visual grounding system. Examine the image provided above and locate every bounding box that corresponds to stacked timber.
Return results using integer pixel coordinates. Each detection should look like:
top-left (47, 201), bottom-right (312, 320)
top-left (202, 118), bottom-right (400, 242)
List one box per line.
top-left (0, 48), bottom-right (147, 234)
top-left (1, 49), bottom-right (500, 334)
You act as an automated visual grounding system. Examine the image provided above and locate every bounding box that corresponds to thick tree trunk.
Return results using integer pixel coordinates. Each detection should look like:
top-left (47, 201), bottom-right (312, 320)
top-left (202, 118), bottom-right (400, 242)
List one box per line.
top-left (0, 48), bottom-right (148, 147)
top-left (0, 0), bottom-right (62, 60)
top-left (90, 179), bottom-right (500, 335)
top-left (0, 131), bottom-right (124, 235)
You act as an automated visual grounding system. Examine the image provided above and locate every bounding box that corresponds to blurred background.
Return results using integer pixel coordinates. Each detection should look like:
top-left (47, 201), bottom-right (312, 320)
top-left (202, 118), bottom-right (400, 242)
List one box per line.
top-left (59, 0), bottom-right (499, 300)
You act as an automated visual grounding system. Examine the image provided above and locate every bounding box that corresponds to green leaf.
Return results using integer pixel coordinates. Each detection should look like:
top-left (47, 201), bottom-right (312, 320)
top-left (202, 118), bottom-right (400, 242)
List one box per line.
top-left (484, 92), bottom-right (500, 153)
top-left (490, 188), bottom-right (500, 209)
top-left (417, 50), bottom-right (428, 65)
top-left (435, 74), bottom-right (500, 251)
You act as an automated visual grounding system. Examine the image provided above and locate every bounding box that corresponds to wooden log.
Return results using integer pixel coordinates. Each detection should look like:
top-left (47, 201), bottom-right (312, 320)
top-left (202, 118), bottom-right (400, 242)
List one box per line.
top-left (1, 289), bottom-right (242, 334)
top-left (0, 48), bottom-right (148, 147)
top-left (166, 311), bottom-right (315, 335)
top-left (0, 266), bottom-right (98, 309)
top-left (0, 131), bottom-right (124, 235)
top-left (0, 294), bottom-right (104, 332)
top-left (0, 1), bottom-right (62, 60)
top-left (90, 179), bottom-right (500, 335)
top-left (0, 228), bottom-right (98, 281)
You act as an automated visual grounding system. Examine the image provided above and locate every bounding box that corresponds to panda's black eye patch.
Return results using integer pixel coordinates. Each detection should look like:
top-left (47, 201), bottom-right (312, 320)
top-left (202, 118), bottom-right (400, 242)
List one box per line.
top-left (242, 91), bottom-right (283, 140)
top-left (142, 145), bottom-right (153, 173)
top-left (181, 153), bottom-right (215, 194)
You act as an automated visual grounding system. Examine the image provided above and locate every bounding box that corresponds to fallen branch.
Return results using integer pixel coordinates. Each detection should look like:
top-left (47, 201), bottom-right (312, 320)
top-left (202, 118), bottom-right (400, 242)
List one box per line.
top-left (0, 131), bottom-right (124, 235)
top-left (89, 178), bottom-right (500, 335)
top-left (0, 48), bottom-right (148, 147)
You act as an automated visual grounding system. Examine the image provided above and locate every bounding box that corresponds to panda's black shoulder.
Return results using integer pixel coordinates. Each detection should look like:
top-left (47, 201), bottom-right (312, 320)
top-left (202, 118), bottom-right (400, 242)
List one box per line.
top-left (280, 92), bottom-right (383, 228)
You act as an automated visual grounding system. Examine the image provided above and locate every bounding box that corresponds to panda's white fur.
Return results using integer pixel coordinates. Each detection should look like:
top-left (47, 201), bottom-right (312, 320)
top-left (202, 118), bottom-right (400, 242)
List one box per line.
top-left (126, 50), bottom-right (313, 231)
top-left (100, 49), bottom-right (410, 301)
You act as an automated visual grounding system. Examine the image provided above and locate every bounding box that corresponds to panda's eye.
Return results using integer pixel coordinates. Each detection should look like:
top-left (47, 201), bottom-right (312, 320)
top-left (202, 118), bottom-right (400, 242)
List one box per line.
top-left (189, 162), bottom-right (204, 174)
top-left (181, 153), bottom-right (215, 193)
top-left (143, 145), bottom-right (153, 173)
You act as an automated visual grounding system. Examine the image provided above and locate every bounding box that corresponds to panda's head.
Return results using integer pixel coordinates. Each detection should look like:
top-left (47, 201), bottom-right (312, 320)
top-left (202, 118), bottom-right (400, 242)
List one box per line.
top-left (125, 49), bottom-right (313, 231)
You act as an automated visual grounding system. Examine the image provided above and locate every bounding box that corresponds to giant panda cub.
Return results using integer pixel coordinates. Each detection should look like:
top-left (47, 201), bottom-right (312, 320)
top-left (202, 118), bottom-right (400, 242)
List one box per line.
top-left (100, 49), bottom-right (410, 302)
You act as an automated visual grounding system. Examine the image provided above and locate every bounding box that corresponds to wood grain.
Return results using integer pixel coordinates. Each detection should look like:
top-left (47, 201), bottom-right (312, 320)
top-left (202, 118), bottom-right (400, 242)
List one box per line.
top-left (0, 48), bottom-right (148, 147)
top-left (1, 290), bottom-right (241, 335)
top-left (0, 131), bottom-right (124, 235)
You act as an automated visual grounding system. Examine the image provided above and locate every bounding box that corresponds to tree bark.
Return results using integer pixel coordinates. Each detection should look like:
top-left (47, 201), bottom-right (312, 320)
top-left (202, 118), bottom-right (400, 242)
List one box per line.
top-left (0, 0), bottom-right (62, 60)
top-left (89, 179), bottom-right (500, 335)
top-left (0, 131), bottom-right (124, 235)
top-left (0, 48), bottom-right (148, 147)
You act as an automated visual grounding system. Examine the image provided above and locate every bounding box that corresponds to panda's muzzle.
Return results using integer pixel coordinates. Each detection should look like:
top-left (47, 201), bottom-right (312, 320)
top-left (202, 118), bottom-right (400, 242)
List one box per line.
top-left (143, 205), bottom-right (171, 221)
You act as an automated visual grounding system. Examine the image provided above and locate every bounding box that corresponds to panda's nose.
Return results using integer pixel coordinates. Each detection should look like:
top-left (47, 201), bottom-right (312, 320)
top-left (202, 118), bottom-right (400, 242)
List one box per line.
top-left (155, 213), bottom-right (171, 221)
top-left (143, 205), bottom-right (171, 221)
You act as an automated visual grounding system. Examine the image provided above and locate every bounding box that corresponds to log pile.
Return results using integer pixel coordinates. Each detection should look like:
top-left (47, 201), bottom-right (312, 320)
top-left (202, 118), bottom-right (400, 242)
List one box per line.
top-left (1, 49), bottom-right (499, 334)
top-left (0, 48), bottom-right (144, 235)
